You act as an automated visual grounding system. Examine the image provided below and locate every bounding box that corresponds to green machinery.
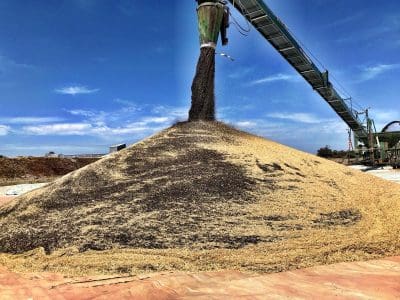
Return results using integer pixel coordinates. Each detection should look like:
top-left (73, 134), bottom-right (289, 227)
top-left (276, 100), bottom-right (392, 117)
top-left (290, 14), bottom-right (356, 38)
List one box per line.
top-left (195, 0), bottom-right (229, 49)
top-left (371, 120), bottom-right (400, 168)
top-left (200, 0), bottom-right (400, 166)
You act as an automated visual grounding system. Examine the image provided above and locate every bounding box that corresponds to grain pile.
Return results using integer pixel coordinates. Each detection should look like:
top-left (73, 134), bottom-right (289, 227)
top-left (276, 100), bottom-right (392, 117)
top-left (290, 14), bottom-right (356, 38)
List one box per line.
top-left (0, 121), bottom-right (400, 276)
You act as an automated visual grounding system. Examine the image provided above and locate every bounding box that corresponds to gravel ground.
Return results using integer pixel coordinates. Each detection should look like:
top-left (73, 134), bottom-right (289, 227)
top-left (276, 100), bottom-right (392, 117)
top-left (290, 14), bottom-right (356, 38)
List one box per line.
top-left (350, 165), bottom-right (400, 184)
top-left (0, 183), bottom-right (49, 196)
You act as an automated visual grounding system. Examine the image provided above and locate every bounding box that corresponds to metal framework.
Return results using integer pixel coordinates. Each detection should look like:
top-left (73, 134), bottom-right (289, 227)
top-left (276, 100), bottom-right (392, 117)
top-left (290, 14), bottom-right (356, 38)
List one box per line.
top-left (227, 0), bottom-right (369, 144)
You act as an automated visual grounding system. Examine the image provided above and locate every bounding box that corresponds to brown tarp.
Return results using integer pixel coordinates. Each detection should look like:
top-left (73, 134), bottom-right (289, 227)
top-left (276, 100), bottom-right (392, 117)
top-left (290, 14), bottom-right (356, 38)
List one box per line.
top-left (1, 257), bottom-right (400, 299)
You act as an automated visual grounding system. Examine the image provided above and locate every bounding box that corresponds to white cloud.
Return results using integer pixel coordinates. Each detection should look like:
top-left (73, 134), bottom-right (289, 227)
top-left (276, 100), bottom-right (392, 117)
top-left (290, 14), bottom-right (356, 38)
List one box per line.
top-left (263, 109), bottom-right (397, 137)
top-left (114, 99), bottom-right (139, 111)
top-left (67, 100), bottom-right (140, 125)
top-left (55, 85), bottom-right (99, 95)
top-left (151, 105), bottom-right (187, 119)
top-left (0, 125), bottom-right (10, 136)
top-left (0, 117), bottom-right (63, 124)
top-left (68, 109), bottom-right (97, 118)
top-left (11, 101), bottom-right (187, 141)
top-left (23, 123), bottom-right (93, 135)
top-left (92, 125), bottom-right (159, 136)
top-left (249, 73), bottom-right (299, 85)
top-left (235, 121), bottom-right (257, 128)
top-left (266, 112), bottom-right (329, 124)
top-left (228, 67), bottom-right (254, 79)
top-left (140, 117), bottom-right (170, 124)
top-left (370, 109), bottom-right (400, 131)
top-left (227, 117), bottom-right (348, 152)
top-left (21, 103), bottom-right (183, 137)
top-left (0, 144), bottom-right (105, 155)
top-left (23, 122), bottom-right (163, 137)
top-left (373, 110), bottom-right (399, 123)
top-left (360, 64), bottom-right (400, 81)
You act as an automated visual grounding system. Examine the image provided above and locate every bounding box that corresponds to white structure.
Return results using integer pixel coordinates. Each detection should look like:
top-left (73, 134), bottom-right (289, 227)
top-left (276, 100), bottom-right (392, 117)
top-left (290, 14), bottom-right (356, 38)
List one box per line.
top-left (109, 144), bottom-right (126, 153)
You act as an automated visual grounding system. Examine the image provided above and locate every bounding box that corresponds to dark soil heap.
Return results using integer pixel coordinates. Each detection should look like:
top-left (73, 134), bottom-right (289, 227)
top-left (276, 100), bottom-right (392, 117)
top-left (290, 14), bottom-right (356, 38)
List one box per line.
top-left (0, 157), bottom-right (98, 186)
top-left (0, 121), bottom-right (400, 274)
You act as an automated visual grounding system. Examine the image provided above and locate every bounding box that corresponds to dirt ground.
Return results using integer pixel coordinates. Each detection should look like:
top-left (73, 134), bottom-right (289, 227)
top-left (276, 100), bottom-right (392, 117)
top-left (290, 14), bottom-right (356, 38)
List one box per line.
top-left (0, 121), bottom-right (400, 276)
top-left (1, 256), bottom-right (399, 299)
top-left (351, 165), bottom-right (400, 184)
top-left (0, 196), bottom-right (15, 207)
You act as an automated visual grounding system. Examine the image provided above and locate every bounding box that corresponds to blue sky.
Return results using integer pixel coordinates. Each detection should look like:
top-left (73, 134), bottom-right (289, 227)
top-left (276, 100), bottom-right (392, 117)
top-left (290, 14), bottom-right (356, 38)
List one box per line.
top-left (0, 0), bottom-right (399, 156)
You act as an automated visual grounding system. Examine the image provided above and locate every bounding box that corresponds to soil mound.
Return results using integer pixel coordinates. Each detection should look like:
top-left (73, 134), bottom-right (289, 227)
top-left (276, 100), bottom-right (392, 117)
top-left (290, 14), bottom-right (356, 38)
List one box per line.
top-left (0, 121), bottom-right (400, 274)
top-left (0, 157), bottom-right (98, 186)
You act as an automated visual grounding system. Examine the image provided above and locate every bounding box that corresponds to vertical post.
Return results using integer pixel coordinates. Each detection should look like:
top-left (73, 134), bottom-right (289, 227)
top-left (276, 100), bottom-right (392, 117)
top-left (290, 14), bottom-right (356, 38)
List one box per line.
top-left (366, 109), bottom-right (375, 166)
top-left (347, 128), bottom-right (353, 165)
top-left (353, 132), bottom-right (360, 164)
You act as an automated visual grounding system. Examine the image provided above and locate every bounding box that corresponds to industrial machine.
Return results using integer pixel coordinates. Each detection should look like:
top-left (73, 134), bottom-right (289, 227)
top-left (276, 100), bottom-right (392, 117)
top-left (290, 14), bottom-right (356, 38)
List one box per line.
top-left (195, 0), bottom-right (400, 166)
top-left (196, 0), bottom-right (229, 49)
